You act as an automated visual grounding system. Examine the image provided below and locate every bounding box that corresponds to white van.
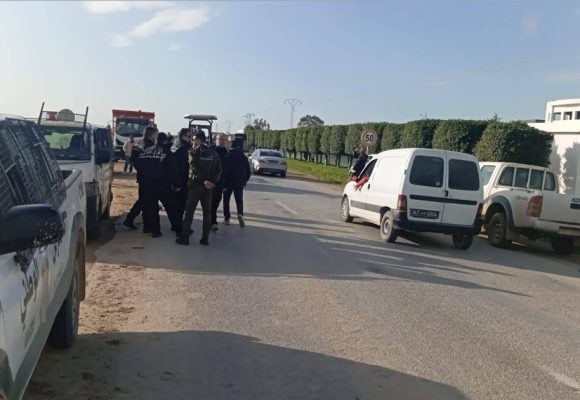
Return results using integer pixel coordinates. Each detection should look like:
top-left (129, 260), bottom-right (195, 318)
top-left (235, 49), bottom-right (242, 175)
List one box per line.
top-left (341, 148), bottom-right (483, 249)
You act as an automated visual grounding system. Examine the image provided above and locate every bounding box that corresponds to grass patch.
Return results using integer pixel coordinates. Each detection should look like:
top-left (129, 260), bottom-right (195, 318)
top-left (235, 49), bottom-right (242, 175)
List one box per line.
top-left (286, 158), bottom-right (349, 184)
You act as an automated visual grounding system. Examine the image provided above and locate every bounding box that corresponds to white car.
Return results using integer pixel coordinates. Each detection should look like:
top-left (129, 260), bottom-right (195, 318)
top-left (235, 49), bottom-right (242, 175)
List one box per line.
top-left (342, 148), bottom-right (483, 249)
top-left (249, 149), bottom-right (287, 177)
top-left (481, 162), bottom-right (580, 254)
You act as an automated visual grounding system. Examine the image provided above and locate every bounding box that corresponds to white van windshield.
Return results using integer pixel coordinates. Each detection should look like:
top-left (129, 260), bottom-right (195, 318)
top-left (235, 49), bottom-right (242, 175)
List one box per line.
top-left (410, 156), bottom-right (443, 187)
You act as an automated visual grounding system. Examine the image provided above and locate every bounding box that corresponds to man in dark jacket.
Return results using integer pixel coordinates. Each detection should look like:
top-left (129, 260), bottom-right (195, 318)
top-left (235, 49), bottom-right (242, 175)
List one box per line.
top-left (138, 131), bottom-right (182, 237)
top-left (223, 142), bottom-right (251, 227)
top-left (177, 130), bottom-right (222, 246)
top-left (123, 126), bottom-right (157, 232)
top-left (172, 128), bottom-right (192, 223)
top-left (210, 133), bottom-right (228, 232)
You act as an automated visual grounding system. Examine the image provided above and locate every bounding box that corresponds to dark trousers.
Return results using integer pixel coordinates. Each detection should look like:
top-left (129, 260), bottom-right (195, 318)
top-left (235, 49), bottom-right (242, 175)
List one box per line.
top-left (124, 156), bottom-right (133, 173)
top-left (142, 181), bottom-right (182, 235)
top-left (211, 181), bottom-right (224, 225)
top-left (223, 184), bottom-right (244, 220)
top-left (182, 181), bottom-right (212, 240)
top-left (175, 187), bottom-right (188, 224)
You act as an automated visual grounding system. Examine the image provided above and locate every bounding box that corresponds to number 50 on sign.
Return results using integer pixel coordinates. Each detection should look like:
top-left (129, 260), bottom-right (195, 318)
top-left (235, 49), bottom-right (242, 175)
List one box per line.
top-left (360, 130), bottom-right (377, 147)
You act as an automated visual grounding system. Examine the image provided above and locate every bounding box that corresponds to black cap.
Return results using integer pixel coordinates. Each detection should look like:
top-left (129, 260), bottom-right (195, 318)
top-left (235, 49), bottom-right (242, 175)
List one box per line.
top-left (194, 130), bottom-right (206, 142)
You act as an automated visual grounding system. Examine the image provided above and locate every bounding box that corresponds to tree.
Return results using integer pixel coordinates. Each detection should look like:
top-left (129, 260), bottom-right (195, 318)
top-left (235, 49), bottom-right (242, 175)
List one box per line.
top-left (432, 120), bottom-right (487, 154)
top-left (252, 118), bottom-right (270, 131)
top-left (297, 114), bottom-right (324, 127)
top-left (401, 119), bottom-right (440, 148)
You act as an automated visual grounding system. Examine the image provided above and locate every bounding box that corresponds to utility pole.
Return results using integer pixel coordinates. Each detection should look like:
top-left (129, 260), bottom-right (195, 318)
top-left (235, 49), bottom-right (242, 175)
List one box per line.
top-left (243, 113), bottom-right (254, 128)
top-left (284, 98), bottom-right (302, 128)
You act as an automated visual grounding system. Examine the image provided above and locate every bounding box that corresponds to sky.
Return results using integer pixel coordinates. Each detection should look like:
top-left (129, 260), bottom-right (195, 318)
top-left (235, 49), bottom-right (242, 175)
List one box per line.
top-left (0, 0), bottom-right (579, 134)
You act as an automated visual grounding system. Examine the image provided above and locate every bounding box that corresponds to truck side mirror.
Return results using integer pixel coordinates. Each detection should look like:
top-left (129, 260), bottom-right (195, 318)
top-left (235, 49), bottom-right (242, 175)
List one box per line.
top-left (0, 205), bottom-right (65, 255)
top-left (95, 149), bottom-right (112, 164)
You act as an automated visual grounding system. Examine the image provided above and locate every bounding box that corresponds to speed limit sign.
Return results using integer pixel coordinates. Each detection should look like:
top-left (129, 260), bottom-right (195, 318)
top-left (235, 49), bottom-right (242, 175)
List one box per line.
top-left (360, 130), bottom-right (378, 147)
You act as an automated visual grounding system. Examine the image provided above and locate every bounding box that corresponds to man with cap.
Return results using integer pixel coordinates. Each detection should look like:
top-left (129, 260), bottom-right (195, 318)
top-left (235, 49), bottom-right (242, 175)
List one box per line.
top-left (177, 129), bottom-right (222, 246)
top-left (210, 133), bottom-right (228, 232)
top-left (172, 128), bottom-right (192, 222)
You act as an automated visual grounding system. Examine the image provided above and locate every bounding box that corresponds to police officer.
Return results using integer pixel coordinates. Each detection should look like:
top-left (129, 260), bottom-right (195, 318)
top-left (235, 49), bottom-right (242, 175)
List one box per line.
top-left (138, 131), bottom-right (182, 237)
top-left (210, 133), bottom-right (228, 231)
top-left (176, 129), bottom-right (222, 246)
top-left (172, 128), bottom-right (192, 223)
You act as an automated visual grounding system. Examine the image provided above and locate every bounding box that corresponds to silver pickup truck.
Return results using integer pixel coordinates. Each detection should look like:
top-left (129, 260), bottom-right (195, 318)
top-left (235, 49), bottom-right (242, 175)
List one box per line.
top-left (0, 115), bottom-right (86, 400)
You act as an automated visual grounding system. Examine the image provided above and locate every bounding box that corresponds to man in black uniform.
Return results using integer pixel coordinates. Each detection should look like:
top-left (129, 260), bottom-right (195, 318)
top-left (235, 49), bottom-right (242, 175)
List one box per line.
top-left (172, 128), bottom-right (192, 223)
top-left (138, 131), bottom-right (182, 237)
top-left (223, 141), bottom-right (251, 227)
top-left (210, 133), bottom-right (228, 232)
top-left (176, 130), bottom-right (222, 246)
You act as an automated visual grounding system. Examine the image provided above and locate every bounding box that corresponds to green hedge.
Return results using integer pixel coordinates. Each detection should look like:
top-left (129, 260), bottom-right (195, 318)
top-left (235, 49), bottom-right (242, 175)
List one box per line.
top-left (380, 123), bottom-right (404, 151)
top-left (474, 121), bottom-right (553, 166)
top-left (401, 119), bottom-right (440, 148)
top-left (432, 120), bottom-right (487, 154)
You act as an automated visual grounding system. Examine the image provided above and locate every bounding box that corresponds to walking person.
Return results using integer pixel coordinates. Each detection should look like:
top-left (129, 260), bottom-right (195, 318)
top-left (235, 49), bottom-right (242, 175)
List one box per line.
top-left (138, 131), bottom-right (183, 238)
top-left (123, 136), bottom-right (135, 174)
top-left (223, 141), bottom-right (251, 227)
top-left (123, 128), bottom-right (157, 231)
top-left (172, 128), bottom-right (192, 222)
top-left (176, 130), bottom-right (221, 246)
top-left (210, 133), bottom-right (228, 232)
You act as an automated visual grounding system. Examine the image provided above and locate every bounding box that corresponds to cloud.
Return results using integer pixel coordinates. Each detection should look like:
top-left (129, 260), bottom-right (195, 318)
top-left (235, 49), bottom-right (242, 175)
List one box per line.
top-left (546, 71), bottom-right (580, 84)
top-left (84, 1), bottom-right (172, 14)
top-left (521, 12), bottom-right (539, 37)
top-left (169, 44), bottom-right (183, 51)
top-left (130, 7), bottom-right (210, 38)
top-left (111, 33), bottom-right (132, 48)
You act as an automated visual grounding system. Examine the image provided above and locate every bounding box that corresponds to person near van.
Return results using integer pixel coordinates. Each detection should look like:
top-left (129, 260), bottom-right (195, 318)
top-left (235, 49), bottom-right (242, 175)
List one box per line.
top-left (352, 151), bottom-right (368, 177)
top-left (173, 128), bottom-right (192, 222)
top-left (138, 131), bottom-right (182, 238)
top-left (123, 127), bottom-right (158, 231)
top-left (223, 141), bottom-right (251, 227)
top-left (123, 136), bottom-right (135, 174)
top-left (210, 133), bottom-right (228, 232)
top-left (176, 130), bottom-right (222, 246)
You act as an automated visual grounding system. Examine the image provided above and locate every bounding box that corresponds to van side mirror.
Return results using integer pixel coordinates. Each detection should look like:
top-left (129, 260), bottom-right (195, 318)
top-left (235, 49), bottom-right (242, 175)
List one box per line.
top-left (0, 205), bottom-right (65, 255)
top-left (95, 149), bottom-right (112, 164)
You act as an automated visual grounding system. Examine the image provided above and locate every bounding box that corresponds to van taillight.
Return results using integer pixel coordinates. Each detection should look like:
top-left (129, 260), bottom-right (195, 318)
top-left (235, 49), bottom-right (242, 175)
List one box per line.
top-left (397, 195), bottom-right (407, 211)
top-left (477, 203), bottom-right (483, 219)
top-left (527, 196), bottom-right (543, 217)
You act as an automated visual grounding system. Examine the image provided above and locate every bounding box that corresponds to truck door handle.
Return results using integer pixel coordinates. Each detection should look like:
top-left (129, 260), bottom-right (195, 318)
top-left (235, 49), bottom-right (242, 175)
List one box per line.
top-left (61, 211), bottom-right (68, 220)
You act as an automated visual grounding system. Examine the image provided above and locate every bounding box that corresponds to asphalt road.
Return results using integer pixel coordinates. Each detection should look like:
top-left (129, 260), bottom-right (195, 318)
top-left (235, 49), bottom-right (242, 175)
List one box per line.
top-left (26, 170), bottom-right (580, 400)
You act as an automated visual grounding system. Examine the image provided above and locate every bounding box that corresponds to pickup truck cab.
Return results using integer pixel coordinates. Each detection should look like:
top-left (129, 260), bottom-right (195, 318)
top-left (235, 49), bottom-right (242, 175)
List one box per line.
top-left (481, 162), bottom-right (580, 254)
top-left (0, 115), bottom-right (86, 400)
top-left (38, 107), bottom-right (114, 239)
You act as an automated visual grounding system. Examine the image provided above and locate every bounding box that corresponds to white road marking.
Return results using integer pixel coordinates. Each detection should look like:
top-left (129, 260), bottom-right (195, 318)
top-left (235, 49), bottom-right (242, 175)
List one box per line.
top-left (276, 200), bottom-right (298, 215)
top-left (541, 366), bottom-right (580, 392)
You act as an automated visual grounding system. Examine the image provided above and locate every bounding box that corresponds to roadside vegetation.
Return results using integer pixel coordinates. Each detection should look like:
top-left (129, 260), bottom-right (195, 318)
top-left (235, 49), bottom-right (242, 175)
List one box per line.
top-left (286, 158), bottom-right (349, 184)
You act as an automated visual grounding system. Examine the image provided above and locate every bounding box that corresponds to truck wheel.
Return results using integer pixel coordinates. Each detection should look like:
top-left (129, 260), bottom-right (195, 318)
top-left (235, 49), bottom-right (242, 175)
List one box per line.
top-left (341, 196), bottom-right (353, 223)
top-left (551, 237), bottom-right (574, 255)
top-left (452, 234), bottom-right (474, 250)
top-left (380, 211), bottom-right (398, 243)
top-left (487, 213), bottom-right (511, 248)
top-left (48, 241), bottom-right (83, 349)
top-left (87, 202), bottom-right (101, 239)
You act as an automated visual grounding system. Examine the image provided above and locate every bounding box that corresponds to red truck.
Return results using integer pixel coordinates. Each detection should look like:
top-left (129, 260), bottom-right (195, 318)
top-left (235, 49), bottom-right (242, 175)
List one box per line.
top-left (112, 109), bottom-right (155, 160)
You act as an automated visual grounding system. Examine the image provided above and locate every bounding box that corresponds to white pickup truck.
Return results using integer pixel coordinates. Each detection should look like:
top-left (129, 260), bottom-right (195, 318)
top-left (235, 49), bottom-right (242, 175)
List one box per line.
top-left (0, 115), bottom-right (86, 400)
top-left (480, 162), bottom-right (580, 254)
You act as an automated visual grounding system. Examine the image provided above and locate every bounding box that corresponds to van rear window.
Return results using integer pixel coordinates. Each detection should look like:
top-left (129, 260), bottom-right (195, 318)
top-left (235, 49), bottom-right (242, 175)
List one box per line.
top-left (410, 156), bottom-right (443, 188)
top-left (449, 159), bottom-right (480, 191)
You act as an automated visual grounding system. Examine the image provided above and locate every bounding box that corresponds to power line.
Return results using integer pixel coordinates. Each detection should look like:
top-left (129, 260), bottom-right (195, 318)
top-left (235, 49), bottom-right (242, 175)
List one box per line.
top-left (224, 120), bottom-right (234, 134)
top-left (284, 98), bottom-right (302, 128)
top-left (243, 113), bottom-right (254, 127)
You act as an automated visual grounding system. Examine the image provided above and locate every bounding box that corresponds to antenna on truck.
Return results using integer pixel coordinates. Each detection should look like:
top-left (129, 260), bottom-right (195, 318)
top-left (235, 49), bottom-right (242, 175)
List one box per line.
top-left (37, 102), bottom-right (45, 125)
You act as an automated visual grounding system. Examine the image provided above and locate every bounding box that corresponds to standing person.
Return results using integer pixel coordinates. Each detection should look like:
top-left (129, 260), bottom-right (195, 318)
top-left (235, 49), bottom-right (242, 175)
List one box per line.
top-left (351, 151), bottom-right (368, 178)
top-left (138, 131), bottom-right (182, 238)
top-left (123, 136), bottom-right (135, 174)
top-left (210, 133), bottom-right (228, 232)
top-left (176, 130), bottom-right (221, 246)
top-left (123, 128), bottom-right (157, 231)
top-left (223, 142), bottom-right (251, 227)
top-left (173, 128), bottom-right (192, 222)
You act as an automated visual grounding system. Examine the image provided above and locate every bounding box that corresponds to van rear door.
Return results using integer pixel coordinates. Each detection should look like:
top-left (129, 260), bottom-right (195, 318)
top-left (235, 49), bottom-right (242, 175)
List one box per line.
top-left (441, 152), bottom-right (481, 226)
top-left (406, 151), bottom-right (445, 224)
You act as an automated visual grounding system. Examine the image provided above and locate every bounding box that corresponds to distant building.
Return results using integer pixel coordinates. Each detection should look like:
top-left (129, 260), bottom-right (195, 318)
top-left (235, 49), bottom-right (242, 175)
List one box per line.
top-left (528, 99), bottom-right (580, 194)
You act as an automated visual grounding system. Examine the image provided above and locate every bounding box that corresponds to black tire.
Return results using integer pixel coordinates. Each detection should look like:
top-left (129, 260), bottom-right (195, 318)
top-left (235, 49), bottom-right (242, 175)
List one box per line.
top-left (487, 212), bottom-right (511, 248)
top-left (341, 196), bottom-right (353, 223)
top-left (551, 237), bottom-right (574, 255)
top-left (280, 172), bottom-right (286, 178)
top-left (87, 207), bottom-right (101, 240)
top-left (452, 234), bottom-right (474, 250)
top-left (380, 211), bottom-right (398, 243)
top-left (49, 242), bottom-right (83, 349)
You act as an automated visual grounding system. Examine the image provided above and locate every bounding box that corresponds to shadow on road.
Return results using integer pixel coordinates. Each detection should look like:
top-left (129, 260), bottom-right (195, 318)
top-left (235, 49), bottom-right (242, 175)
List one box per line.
top-left (26, 330), bottom-right (467, 400)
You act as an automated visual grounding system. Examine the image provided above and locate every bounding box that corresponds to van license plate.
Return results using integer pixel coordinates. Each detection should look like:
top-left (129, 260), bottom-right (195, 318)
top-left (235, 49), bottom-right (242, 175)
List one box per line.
top-left (410, 209), bottom-right (439, 219)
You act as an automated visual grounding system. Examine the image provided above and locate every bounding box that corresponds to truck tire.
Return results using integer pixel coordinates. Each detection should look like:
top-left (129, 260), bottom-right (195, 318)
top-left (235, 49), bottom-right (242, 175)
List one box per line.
top-left (487, 212), bottom-right (511, 248)
top-left (452, 234), bottom-right (474, 250)
top-left (87, 202), bottom-right (101, 240)
top-left (48, 241), bottom-right (83, 349)
top-left (341, 196), bottom-right (353, 223)
top-left (380, 211), bottom-right (398, 243)
top-left (551, 237), bottom-right (574, 255)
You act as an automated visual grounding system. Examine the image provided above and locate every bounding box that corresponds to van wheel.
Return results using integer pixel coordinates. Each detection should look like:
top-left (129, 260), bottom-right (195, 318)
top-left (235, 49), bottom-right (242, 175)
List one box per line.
top-left (380, 211), bottom-right (398, 243)
top-left (452, 234), bottom-right (474, 250)
top-left (341, 197), bottom-right (353, 223)
top-left (551, 237), bottom-right (574, 255)
top-left (487, 212), bottom-right (511, 248)
top-left (49, 241), bottom-right (83, 349)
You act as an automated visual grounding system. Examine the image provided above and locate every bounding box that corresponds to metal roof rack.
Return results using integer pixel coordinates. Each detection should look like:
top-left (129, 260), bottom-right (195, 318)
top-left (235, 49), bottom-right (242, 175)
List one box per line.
top-left (37, 102), bottom-right (89, 130)
top-left (184, 114), bottom-right (218, 142)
